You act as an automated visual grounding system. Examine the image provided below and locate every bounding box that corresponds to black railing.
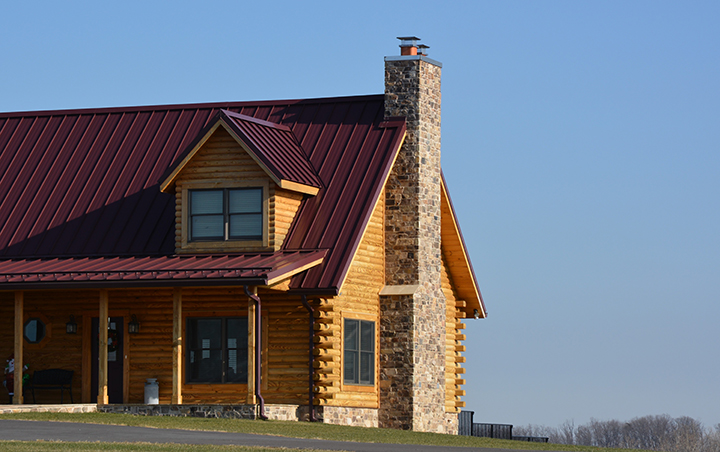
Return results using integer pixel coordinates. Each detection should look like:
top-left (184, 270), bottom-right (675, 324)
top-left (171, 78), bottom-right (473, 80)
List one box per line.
top-left (459, 411), bottom-right (547, 443)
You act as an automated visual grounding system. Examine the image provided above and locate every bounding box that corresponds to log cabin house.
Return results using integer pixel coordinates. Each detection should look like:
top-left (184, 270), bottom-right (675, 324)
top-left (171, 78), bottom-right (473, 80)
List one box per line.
top-left (0, 38), bottom-right (485, 433)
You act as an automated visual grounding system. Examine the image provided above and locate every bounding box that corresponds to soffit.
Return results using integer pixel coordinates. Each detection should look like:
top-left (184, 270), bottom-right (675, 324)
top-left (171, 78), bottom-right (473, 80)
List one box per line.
top-left (441, 173), bottom-right (486, 318)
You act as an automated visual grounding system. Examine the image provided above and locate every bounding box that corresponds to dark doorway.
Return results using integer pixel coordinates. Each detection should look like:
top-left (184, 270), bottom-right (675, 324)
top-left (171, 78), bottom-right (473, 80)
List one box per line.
top-left (91, 317), bottom-right (124, 403)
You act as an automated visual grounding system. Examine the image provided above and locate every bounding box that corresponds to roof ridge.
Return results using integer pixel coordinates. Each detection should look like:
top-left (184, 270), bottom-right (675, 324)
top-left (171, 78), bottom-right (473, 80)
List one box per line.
top-left (0, 94), bottom-right (386, 119)
top-left (220, 109), bottom-right (292, 132)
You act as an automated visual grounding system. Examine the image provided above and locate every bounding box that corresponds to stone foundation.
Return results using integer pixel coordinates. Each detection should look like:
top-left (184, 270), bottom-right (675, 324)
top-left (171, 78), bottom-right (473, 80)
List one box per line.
top-left (317, 406), bottom-right (378, 428)
top-left (99, 403), bottom-right (379, 428)
top-left (99, 403), bottom-right (257, 418)
top-left (0, 404), bottom-right (97, 414)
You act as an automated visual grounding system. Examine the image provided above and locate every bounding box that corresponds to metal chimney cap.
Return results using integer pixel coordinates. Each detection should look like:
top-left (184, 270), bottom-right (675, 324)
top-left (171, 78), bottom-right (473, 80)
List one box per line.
top-left (397, 36), bottom-right (421, 46)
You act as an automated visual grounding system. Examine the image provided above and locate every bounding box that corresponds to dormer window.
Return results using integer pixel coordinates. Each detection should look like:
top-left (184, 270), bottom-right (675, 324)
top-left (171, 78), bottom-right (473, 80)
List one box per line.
top-left (189, 188), bottom-right (263, 242)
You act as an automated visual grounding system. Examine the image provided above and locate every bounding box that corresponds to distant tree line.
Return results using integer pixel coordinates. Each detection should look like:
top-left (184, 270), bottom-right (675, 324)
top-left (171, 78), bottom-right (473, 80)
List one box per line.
top-left (514, 415), bottom-right (720, 451)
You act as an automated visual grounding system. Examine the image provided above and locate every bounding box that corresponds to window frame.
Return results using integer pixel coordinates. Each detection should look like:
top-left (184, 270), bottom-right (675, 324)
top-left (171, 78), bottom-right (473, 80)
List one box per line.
top-left (343, 317), bottom-right (376, 386)
top-left (185, 316), bottom-right (249, 384)
top-left (180, 180), bottom-right (270, 252)
top-left (189, 187), bottom-right (263, 242)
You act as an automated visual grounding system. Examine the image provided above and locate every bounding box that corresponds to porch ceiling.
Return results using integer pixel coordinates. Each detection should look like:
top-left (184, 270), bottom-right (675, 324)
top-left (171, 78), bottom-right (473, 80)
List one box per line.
top-left (0, 250), bottom-right (327, 290)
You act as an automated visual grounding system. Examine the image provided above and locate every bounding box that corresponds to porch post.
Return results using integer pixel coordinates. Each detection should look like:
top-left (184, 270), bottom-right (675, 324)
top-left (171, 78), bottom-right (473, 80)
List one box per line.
top-left (172, 287), bottom-right (183, 404)
top-left (13, 291), bottom-right (23, 405)
top-left (97, 290), bottom-right (109, 405)
top-left (246, 286), bottom-right (257, 405)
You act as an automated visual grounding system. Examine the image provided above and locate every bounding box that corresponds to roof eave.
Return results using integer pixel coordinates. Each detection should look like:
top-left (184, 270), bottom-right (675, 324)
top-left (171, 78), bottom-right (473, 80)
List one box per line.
top-left (441, 173), bottom-right (487, 318)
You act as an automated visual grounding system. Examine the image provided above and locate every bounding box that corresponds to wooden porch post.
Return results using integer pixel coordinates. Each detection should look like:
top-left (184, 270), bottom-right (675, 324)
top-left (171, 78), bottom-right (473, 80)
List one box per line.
top-left (247, 287), bottom-right (257, 405)
top-left (97, 290), bottom-right (109, 405)
top-left (172, 287), bottom-right (183, 404)
top-left (13, 291), bottom-right (23, 405)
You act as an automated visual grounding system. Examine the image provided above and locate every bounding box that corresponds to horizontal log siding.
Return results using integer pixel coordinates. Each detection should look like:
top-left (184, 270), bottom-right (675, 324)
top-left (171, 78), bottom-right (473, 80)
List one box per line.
top-left (177, 127), bottom-right (267, 182)
top-left (316, 195), bottom-right (384, 409)
top-left (441, 255), bottom-right (467, 411)
top-left (270, 187), bottom-right (303, 251)
top-left (0, 286), bottom-right (317, 406)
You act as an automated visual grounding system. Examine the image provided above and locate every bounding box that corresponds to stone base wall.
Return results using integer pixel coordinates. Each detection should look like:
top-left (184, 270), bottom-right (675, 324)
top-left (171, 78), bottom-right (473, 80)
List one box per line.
top-left (99, 404), bottom-right (379, 428)
top-left (0, 404), bottom-right (97, 414)
top-left (263, 404), bottom-right (312, 421)
top-left (317, 406), bottom-right (378, 428)
top-left (99, 404), bottom-right (257, 418)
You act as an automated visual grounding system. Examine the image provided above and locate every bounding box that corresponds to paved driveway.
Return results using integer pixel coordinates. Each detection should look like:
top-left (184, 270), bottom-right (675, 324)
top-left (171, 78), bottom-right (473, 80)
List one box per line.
top-left (0, 419), bottom-right (559, 452)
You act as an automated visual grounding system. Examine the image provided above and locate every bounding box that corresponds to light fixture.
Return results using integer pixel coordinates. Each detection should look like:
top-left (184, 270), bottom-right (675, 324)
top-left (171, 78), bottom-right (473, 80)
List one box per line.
top-left (128, 315), bottom-right (140, 334)
top-left (473, 309), bottom-right (480, 319)
top-left (66, 315), bottom-right (78, 334)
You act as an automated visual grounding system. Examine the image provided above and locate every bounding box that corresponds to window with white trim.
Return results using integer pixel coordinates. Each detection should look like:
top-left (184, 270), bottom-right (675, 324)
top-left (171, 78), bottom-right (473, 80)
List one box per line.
top-left (189, 188), bottom-right (263, 241)
top-left (343, 318), bottom-right (375, 385)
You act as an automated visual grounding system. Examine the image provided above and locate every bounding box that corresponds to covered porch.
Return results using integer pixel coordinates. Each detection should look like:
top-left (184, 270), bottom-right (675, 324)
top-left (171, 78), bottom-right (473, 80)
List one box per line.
top-left (0, 252), bottom-right (326, 415)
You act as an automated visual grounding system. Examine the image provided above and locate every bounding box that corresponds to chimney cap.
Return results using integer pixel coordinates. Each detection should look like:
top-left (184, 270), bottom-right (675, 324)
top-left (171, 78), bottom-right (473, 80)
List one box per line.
top-left (417, 44), bottom-right (430, 56)
top-left (397, 36), bottom-right (421, 46)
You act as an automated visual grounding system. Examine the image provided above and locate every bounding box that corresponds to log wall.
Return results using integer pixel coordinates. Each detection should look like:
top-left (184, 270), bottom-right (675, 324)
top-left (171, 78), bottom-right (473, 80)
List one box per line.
top-left (0, 286), bottom-right (314, 406)
top-left (313, 195), bottom-right (385, 409)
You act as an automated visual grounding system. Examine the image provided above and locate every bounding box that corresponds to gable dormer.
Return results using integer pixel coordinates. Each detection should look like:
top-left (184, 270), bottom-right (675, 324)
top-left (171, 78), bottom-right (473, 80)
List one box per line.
top-left (160, 110), bottom-right (321, 254)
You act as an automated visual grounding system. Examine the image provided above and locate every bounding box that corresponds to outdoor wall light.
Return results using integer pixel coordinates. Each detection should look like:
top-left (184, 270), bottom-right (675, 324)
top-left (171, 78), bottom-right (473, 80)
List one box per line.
top-left (66, 315), bottom-right (78, 334)
top-left (128, 314), bottom-right (140, 334)
top-left (473, 309), bottom-right (480, 319)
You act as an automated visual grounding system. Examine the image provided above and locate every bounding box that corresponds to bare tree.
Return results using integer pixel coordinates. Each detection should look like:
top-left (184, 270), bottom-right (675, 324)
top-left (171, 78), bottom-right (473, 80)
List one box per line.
top-left (516, 415), bottom-right (717, 451)
top-left (559, 419), bottom-right (575, 445)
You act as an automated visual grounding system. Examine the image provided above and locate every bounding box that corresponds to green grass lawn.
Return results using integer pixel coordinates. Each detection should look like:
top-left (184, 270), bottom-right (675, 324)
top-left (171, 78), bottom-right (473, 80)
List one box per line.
top-left (0, 412), bottom-right (648, 452)
top-left (0, 441), bottom-right (334, 452)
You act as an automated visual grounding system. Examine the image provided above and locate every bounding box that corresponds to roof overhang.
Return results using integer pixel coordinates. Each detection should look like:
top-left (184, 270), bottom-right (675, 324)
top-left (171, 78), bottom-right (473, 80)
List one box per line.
top-left (441, 173), bottom-right (486, 318)
top-left (0, 250), bottom-right (327, 291)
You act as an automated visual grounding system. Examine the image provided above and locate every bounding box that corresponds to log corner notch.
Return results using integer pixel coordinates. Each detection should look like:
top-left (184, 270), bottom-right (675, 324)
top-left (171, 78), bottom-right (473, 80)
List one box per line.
top-left (244, 285), bottom-right (267, 420)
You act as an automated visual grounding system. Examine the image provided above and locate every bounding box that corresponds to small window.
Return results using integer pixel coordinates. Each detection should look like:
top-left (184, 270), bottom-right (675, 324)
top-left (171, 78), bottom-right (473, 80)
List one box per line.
top-left (344, 319), bottom-right (375, 385)
top-left (186, 317), bottom-right (248, 384)
top-left (24, 318), bottom-right (46, 344)
top-left (189, 188), bottom-right (262, 241)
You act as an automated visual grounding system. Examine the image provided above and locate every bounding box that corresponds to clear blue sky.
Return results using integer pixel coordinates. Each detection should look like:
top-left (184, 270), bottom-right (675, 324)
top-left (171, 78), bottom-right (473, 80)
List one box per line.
top-left (2, 0), bottom-right (718, 429)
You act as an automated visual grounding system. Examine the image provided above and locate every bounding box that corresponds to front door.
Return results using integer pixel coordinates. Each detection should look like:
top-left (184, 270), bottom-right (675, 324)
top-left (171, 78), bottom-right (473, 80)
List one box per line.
top-left (91, 317), bottom-right (124, 403)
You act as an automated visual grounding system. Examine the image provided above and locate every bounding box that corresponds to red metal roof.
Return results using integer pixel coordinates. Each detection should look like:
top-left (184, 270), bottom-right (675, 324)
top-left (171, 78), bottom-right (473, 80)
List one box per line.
top-left (0, 96), bottom-right (406, 292)
top-left (161, 110), bottom-right (322, 194)
top-left (0, 250), bottom-right (327, 289)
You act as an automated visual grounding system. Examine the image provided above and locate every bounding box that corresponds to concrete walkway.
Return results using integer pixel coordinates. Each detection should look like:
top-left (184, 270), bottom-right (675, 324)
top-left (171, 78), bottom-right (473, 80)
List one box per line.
top-left (0, 419), bottom-right (563, 452)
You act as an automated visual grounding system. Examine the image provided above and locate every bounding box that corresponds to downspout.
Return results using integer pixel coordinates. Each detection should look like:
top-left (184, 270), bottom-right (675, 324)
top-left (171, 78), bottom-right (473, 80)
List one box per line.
top-left (300, 295), bottom-right (317, 422)
top-left (244, 285), bottom-right (267, 420)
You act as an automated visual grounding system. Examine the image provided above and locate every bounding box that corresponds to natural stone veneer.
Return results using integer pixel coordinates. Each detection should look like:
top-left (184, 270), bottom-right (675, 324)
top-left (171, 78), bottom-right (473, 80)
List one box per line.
top-left (98, 404), bottom-right (379, 428)
top-left (318, 406), bottom-right (379, 428)
top-left (381, 54), bottom-right (451, 433)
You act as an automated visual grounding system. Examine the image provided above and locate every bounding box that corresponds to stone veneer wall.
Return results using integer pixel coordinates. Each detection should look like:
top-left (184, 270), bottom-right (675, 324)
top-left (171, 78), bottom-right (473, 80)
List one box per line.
top-left (98, 404), bottom-right (378, 428)
top-left (381, 55), bottom-right (451, 433)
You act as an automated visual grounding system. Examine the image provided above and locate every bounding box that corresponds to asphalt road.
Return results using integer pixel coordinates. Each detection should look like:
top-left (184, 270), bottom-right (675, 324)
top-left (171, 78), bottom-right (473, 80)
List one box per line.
top-left (0, 419), bottom-right (561, 452)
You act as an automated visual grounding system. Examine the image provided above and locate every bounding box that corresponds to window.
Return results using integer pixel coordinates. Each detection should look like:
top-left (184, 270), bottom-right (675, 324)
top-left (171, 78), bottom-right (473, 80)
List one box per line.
top-left (343, 319), bottom-right (375, 385)
top-left (186, 317), bottom-right (248, 384)
top-left (189, 188), bottom-right (262, 241)
top-left (24, 318), bottom-right (46, 344)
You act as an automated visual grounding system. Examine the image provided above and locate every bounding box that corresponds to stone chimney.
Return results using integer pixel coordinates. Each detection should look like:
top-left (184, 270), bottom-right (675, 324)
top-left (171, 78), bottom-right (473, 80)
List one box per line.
top-left (380, 37), bottom-right (449, 433)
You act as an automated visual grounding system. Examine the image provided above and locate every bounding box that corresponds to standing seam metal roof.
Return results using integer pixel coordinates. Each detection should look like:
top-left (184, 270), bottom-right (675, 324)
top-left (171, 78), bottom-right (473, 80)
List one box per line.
top-left (0, 96), bottom-right (405, 291)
